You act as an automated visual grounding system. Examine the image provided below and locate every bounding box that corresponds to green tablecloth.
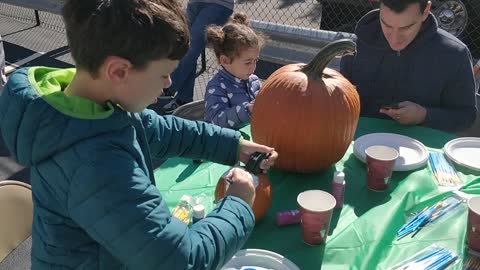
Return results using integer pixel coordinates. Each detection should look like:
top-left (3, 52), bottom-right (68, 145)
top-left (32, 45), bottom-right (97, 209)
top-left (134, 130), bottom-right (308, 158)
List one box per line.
top-left (154, 117), bottom-right (480, 269)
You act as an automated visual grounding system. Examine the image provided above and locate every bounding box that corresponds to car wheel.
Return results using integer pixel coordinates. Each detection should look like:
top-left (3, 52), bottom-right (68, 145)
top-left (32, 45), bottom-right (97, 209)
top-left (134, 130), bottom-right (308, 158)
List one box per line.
top-left (431, 0), bottom-right (468, 37)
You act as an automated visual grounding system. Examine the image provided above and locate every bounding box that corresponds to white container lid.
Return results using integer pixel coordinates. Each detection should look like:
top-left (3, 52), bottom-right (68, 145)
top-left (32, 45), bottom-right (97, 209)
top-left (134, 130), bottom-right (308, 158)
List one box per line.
top-left (333, 171), bottom-right (345, 183)
top-left (221, 249), bottom-right (300, 270)
top-left (193, 204), bottom-right (205, 219)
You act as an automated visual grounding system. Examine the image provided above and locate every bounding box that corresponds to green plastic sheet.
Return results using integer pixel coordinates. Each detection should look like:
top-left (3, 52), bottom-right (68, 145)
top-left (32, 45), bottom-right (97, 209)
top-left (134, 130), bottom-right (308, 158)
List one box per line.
top-left (154, 117), bottom-right (480, 269)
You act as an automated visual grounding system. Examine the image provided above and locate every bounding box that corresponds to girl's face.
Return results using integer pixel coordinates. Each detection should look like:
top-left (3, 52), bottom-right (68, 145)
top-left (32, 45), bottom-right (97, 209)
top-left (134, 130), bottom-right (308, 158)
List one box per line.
top-left (221, 46), bottom-right (260, 80)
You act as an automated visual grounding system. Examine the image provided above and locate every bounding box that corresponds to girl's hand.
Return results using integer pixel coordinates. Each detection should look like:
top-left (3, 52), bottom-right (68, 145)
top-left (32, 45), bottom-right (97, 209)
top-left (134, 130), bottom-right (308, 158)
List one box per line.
top-left (246, 101), bottom-right (254, 113)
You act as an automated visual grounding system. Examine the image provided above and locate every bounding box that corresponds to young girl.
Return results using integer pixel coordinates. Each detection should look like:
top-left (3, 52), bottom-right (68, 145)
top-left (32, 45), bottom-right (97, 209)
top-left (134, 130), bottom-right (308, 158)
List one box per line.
top-left (204, 13), bottom-right (265, 129)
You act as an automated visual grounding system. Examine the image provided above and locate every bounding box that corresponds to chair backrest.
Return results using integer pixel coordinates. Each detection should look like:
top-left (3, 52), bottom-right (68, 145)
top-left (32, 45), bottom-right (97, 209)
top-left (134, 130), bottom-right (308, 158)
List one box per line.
top-left (0, 180), bottom-right (32, 268)
top-left (172, 99), bottom-right (205, 121)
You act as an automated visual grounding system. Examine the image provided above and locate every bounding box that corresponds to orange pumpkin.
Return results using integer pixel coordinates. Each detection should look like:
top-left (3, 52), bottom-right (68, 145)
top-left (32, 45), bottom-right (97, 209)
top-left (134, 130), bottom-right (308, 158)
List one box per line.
top-left (251, 39), bottom-right (360, 173)
top-left (215, 173), bottom-right (272, 222)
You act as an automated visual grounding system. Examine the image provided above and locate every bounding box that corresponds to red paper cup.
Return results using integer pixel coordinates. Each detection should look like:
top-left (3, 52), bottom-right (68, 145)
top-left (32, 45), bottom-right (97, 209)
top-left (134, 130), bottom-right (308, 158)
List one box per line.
top-left (467, 196), bottom-right (480, 251)
top-left (365, 145), bottom-right (399, 191)
top-left (297, 190), bottom-right (336, 245)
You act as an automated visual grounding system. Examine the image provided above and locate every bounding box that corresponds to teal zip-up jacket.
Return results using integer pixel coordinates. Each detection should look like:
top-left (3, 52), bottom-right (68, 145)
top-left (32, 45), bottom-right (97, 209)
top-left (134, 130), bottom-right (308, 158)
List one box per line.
top-left (0, 67), bottom-right (255, 269)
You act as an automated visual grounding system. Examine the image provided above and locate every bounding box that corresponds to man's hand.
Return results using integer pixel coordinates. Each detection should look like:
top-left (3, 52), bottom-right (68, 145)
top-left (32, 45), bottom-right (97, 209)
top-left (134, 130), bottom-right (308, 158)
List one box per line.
top-left (238, 140), bottom-right (278, 173)
top-left (380, 101), bottom-right (427, 125)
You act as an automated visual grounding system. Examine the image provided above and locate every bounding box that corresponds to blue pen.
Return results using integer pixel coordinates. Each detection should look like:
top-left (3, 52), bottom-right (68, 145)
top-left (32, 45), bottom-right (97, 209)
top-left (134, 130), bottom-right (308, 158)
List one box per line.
top-left (398, 211), bottom-right (429, 234)
top-left (414, 249), bottom-right (448, 270)
top-left (411, 248), bottom-right (444, 264)
top-left (425, 253), bottom-right (456, 270)
top-left (397, 200), bottom-right (451, 238)
top-left (398, 208), bottom-right (435, 236)
top-left (430, 200), bottom-right (463, 223)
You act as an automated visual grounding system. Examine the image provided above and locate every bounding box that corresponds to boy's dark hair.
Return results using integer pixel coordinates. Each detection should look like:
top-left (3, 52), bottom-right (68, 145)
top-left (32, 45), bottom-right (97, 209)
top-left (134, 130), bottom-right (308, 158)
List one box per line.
top-left (380, 0), bottom-right (429, 13)
top-left (206, 12), bottom-right (266, 60)
top-left (62, 0), bottom-right (189, 77)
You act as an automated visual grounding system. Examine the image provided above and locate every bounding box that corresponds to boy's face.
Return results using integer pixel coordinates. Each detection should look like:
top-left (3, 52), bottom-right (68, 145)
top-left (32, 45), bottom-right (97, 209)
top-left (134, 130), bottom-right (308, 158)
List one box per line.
top-left (113, 58), bottom-right (178, 112)
top-left (221, 46), bottom-right (260, 80)
top-left (379, 2), bottom-right (430, 51)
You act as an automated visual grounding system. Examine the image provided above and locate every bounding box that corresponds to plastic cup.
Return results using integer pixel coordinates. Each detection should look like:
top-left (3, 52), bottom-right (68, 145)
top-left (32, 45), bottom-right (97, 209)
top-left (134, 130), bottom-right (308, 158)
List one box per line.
top-left (365, 145), bottom-right (399, 191)
top-left (467, 196), bottom-right (480, 251)
top-left (297, 190), bottom-right (336, 245)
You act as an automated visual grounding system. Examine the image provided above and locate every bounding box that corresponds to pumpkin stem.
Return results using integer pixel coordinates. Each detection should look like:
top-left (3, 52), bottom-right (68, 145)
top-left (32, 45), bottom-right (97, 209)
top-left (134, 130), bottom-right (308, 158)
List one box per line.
top-left (301, 39), bottom-right (356, 80)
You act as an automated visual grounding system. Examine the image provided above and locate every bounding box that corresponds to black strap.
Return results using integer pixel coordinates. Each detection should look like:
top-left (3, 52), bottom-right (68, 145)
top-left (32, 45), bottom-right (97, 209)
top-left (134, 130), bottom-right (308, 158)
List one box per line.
top-left (245, 152), bottom-right (271, 175)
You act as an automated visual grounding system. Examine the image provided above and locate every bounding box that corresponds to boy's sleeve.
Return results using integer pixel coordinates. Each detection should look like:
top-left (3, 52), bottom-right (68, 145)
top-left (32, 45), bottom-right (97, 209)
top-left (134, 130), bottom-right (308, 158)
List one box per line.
top-left (141, 110), bottom-right (241, 164)
top-left (204, 84), bottom-right (251, 129)
top-left (423, 48), bottom-right (477, 132)
top-left (68, 152), bottom-right (255, 270)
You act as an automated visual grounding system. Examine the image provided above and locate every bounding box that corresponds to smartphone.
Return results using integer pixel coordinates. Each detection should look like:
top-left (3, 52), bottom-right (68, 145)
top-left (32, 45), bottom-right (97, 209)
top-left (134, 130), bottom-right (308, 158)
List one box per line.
top-left (381, 102), bottom-right (400, 110)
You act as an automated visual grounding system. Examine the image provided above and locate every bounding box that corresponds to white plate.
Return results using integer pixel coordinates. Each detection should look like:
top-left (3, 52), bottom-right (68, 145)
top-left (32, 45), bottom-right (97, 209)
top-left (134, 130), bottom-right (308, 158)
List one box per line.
top-left (221, 249), bottom-right (300, 270)
top-left (353, 133), bottom-right (429, 171)
top-left (444, 137), bottom-right (480, 171)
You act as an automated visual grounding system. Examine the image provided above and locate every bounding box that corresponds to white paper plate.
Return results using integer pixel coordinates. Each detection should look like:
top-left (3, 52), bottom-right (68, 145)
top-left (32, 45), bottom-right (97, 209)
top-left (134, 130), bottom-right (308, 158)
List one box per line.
top-left (353, 133), bottom-right (429, 171)
top-left (221, 249), bottom-right (300, 270)
top-left (444, 137), bottom-right (480, 171)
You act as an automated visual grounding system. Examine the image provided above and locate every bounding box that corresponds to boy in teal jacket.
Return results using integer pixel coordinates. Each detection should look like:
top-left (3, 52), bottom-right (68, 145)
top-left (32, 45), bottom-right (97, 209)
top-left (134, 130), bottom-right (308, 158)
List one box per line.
top-left (0, 0), bottom-right (278, 269)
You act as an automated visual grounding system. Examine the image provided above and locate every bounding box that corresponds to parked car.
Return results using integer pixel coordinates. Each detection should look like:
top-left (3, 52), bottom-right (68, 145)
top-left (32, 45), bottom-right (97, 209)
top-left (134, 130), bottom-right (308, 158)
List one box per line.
top-left (318, 0), bottom-right (480, 59)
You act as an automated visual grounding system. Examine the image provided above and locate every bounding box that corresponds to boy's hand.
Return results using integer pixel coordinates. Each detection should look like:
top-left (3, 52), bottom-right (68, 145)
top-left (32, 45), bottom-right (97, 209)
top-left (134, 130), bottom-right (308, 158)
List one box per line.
top-left (224, 168), bottom-right (256, 207)
top-left (239, 140), bottom-right (278, 173)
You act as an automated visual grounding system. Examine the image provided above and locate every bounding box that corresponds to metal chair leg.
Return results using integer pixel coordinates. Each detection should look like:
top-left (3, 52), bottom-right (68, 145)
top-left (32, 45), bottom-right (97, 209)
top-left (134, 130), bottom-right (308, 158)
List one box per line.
top-left (34, 10), bottom-right (40, 26)
top-left (195, 49), bottom-right (206, 78)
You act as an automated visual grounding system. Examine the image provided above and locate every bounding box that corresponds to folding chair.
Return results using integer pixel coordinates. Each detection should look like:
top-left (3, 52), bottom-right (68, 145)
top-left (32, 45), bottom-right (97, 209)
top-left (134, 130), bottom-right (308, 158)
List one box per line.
top-left (0, 180), bottom-right (32, 270)
top-left (172, 99), bottom-right (205, 121)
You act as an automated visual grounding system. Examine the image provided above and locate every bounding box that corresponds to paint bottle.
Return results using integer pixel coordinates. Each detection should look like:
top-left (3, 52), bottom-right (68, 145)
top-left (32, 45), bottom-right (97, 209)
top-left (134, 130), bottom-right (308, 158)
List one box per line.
top-left (172, 195), bottom-right (194, 224)
top-left (331, 171), bottom-right (346, 208)
top-left (276, 209), bottom-right (301, 226)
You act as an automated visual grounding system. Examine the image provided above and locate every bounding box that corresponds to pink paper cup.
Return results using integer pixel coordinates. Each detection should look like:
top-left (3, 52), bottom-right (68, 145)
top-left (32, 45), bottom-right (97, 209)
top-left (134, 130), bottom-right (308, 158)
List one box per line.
top-left (297, 190), bottom-right (336, 245)
top-left (365, 145), bottom-right (399, 191)
top-left (467, 196), bottom-right (480, 251)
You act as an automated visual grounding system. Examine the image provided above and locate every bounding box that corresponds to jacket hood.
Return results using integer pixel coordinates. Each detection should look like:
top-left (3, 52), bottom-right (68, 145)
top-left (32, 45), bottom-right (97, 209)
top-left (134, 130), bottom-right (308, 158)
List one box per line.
top-left (0, 67), bottom-right (131, 166)
top-left (355, 9), bottom-right (438, 52)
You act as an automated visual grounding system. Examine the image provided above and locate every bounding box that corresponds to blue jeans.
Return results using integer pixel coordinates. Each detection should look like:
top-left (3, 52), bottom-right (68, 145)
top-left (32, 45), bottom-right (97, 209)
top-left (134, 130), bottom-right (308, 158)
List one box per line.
top-left (169, 2), bottom-right (233, 103)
